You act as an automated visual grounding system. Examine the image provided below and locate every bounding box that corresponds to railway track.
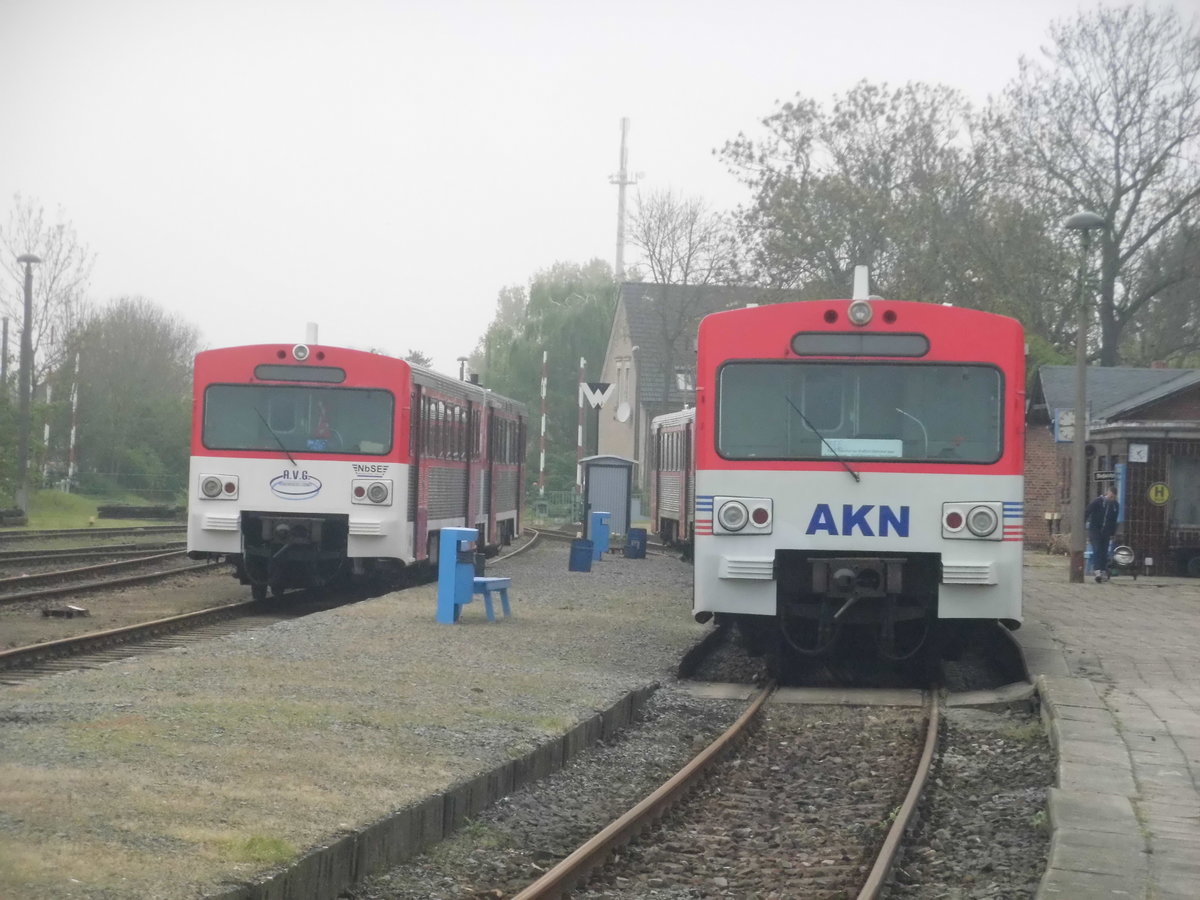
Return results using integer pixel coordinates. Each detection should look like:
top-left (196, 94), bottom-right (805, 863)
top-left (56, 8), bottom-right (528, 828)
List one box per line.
top-left (512, 685), bottom-right (938, 899)
top-left (0, 524), bottom-right (186, 543)
top-left (535, 526), bottom-right (671, 555)
top-left (0, 598), bottom-right (268, 683)
top-left (0, 550), bottom-right (216, 605)
top-left (0, 541), bottom-right (186, 565)
top-left (1, 532), bottom-right (542, 684)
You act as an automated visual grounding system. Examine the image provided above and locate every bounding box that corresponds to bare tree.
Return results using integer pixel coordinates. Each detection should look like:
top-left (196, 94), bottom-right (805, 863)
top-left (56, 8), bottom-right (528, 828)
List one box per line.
top-left (629, 188), bottom-right (735, 287)
top-left (0, 195), bottom-right (94, 390)
top-left (627, 189), bottom-right (740, 400)
top-left (995, 4), bottom-right (1200, 365)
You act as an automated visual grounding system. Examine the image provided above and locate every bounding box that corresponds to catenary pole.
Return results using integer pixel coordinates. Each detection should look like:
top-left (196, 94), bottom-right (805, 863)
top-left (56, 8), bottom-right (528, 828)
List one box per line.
top-left (15, 254), bottom-right (41, 512)
top-left (539, 350), bottom-right (547, 498)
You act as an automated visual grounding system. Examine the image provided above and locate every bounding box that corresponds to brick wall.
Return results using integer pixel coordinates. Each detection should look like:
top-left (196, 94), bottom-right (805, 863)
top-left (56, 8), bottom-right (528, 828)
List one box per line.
top-left (1137, 384), bottom-right (1200, 421)
top-left (1024, 424), bottom-right (1062, 548)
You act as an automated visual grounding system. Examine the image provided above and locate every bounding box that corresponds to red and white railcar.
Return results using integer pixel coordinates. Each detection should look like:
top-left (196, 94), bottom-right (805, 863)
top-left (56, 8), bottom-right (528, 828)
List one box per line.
top-left (187, 343), bottom-right (525, 598)
top-left (649, 408), bottom-right (695, 546)
top-left (679, 279), bottom-right (1024, 662)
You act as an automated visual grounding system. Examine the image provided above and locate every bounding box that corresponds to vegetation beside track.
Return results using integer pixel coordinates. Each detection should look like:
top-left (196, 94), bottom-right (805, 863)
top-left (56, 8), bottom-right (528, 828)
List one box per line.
top-left (0, 489), bottom-right (184, 533)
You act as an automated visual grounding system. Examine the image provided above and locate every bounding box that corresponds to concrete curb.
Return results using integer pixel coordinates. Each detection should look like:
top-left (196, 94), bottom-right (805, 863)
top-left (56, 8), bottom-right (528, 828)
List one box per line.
top-left (1033, 673), bottom-right (1152, 899)
top-left (206, 683), bottom-right (658, 900)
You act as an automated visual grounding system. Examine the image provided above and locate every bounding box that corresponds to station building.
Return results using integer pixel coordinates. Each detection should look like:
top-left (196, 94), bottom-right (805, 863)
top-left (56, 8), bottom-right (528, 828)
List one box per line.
top-left (1026, 364), bottom-right (1200, 575)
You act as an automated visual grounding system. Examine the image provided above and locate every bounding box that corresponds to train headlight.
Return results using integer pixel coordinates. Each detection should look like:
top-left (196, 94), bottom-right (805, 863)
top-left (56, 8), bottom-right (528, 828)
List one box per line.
top-left (199, 474), bottom-right (238, 500)
top-left (942, 501), bottom-right (1003, 540)
top-left (848, 299), bottom-right (873, 326)
top-left (292, 344), bottom-right (310, 361)
top-left (712, 497), bottom-right (773, 535)
top-left (965, 505), bottom-right (999, 537)
top-left (351, 478), bottom-right (392, 506)
top-left (717, 500), bottom-right (748, 532)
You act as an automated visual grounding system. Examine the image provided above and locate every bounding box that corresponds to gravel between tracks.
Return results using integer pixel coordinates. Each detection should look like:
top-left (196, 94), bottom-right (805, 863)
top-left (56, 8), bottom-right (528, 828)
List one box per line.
top-left (344, 701), bottom-right (1051, 900)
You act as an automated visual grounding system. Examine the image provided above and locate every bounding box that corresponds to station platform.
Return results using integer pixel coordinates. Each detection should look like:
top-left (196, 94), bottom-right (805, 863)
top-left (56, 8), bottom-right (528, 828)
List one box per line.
top-left (1017, 553), bottom-right (1200, 899)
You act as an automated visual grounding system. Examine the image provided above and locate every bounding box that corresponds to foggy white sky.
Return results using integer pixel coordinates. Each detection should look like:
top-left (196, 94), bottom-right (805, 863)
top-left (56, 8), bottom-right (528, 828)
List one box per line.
top-left (1, 0), bottom-right (1188, 374)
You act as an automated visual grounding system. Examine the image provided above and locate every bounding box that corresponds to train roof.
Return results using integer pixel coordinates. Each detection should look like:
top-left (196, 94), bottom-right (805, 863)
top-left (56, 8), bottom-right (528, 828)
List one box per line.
top-left (195, 344), bottom-right (526, 415)
top-left (409, 362), bottom-right (526, 414)
top-left (651, 407), bottom-right (695, 428)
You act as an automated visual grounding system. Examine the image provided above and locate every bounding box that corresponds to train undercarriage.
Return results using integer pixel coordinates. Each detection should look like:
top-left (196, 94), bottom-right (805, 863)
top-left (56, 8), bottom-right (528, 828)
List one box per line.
top-left (723, 550), bottom-right (971, 676)
top-left (191, 510), bottom-right (515, 599)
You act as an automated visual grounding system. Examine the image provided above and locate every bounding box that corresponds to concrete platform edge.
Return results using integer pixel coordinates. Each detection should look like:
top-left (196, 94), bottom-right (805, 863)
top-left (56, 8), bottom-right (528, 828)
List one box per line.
top-left (203, 682), bottom-right (660, 900)
top-left (1032, 673), bottom-right (1151, 900)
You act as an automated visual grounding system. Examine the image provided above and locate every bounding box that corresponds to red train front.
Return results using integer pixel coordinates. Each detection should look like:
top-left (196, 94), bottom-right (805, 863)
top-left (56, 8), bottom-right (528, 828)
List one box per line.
top-left (655, 280), bottom-right (1026, 667)
top-left (187, 343), bottom-right (525, 598)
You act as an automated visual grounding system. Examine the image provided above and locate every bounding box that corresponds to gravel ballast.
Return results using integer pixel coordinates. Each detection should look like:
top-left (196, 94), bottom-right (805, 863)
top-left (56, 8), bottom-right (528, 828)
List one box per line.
top-left (0, 542), bottom-right (704, 899)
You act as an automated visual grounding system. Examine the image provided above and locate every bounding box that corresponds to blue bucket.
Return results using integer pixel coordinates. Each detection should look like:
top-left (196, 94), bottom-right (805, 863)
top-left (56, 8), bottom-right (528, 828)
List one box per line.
top-left (624, 528), bottom-right (647, 559)
top-left (569, 539), bottom-right (594, 572)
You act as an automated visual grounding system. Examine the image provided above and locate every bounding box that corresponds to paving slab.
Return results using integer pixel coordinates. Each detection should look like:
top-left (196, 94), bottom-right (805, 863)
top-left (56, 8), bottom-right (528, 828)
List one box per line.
top-left (1020, 554), bottom-right (1200, 900)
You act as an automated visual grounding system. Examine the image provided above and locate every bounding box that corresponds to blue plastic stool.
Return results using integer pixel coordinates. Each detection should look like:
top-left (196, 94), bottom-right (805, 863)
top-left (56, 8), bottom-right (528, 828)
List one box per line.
top-left (471, 577), bottom-right (513, 622)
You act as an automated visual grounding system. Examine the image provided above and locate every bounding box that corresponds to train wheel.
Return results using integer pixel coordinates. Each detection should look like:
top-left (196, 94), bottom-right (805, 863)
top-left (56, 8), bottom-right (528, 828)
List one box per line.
top-left (251, 583), bottom-right (268, 601)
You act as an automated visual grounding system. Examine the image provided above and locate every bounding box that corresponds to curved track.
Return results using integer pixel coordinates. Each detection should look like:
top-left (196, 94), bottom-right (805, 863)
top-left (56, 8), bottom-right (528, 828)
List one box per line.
top-left (514, 685), bottom-right (939, 899)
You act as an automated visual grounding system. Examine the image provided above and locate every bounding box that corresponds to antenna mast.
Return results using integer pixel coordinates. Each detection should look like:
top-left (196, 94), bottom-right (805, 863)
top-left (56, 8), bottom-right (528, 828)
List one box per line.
top-left (610, 118), bottom-right (637, 280)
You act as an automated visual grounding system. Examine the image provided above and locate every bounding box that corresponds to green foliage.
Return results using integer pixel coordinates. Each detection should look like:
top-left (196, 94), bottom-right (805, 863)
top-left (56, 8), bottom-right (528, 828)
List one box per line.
top-left (480, 260), bottom-right (617, 493)
top-left (65, 297), bottom-right (198, 500)
top-left (3, 489), bottom-right (174, 530)
top-left (723, 81), bottom-right (988, 302)
top-left (1024, 333), bottom-right (1070, 391)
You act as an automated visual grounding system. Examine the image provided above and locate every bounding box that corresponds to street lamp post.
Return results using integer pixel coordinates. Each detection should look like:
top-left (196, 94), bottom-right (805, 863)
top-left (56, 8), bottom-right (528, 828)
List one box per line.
top-left (1063, 211), bottom-right (1106, 583)
top-left (15, 253), bottom-right (41, 513)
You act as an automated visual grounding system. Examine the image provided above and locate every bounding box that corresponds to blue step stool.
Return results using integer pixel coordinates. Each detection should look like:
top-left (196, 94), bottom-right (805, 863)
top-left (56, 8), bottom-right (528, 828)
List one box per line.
top-left (468, 576), bottom-right (512, 623)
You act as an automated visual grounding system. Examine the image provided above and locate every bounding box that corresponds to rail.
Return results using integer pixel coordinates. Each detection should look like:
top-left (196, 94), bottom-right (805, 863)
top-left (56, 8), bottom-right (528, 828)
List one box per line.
top-left (512, 684), bottom-right (773, 899)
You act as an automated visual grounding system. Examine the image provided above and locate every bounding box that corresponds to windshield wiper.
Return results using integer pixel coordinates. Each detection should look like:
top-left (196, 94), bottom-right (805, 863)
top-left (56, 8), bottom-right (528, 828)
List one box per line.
top-left (895, 407), bottom-right (929, 458)
top-left (256, 408), bottom-right (298, 466)
top-left (785, 397), bottom-right (860, 482)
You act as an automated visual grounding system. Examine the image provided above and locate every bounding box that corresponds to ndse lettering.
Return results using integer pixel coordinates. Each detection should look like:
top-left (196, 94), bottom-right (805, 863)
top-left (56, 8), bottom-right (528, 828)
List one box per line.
top-left (805, 503), bottom-right (910, 537)
top-left (281, 469), bottom-right (310, 481)
top-left (353, 464), bottom-right (388, 475)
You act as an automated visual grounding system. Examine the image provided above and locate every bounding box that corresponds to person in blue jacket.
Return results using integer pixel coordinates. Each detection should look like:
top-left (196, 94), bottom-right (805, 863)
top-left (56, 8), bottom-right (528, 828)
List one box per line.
top-left (1085, 487), bottom-right (1120, 582)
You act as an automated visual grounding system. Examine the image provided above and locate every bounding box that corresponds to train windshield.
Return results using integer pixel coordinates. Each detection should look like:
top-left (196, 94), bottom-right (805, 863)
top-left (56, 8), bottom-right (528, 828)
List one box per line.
top-left (203, 384), bottom-right (394, 455)
top-left (718, 362), bottom-right (1002, 463)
